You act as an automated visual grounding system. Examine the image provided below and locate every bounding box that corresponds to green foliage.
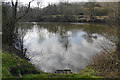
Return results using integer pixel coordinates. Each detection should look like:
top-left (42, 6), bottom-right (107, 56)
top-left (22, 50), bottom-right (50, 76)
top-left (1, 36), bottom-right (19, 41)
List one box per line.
top-left (2, 3), bottom-right (15, 46)
top-left (37, 15), bottom-right (76, 22)
top-left (2, 52), bottom-right (40, 78)
top-left (19, 2), bottom-right (110, 22)
top-left (2, 52), bottom-right (102, 78)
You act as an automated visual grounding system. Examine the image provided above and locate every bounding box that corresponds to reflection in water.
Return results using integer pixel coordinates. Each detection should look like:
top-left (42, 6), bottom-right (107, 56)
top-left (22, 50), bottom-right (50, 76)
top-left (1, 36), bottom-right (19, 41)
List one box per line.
top-left (18, 22), bottom-right (113, 73)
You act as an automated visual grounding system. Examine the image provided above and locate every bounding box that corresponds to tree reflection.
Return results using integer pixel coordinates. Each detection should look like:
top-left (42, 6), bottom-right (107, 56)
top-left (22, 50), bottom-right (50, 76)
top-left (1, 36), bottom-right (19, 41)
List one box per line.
top-left (36, 24), bottom-right (72, 51)
top-left (82, 33), bottom-right (97, 44)
top-left (82, 24), bottom-right (98, 44)
top-left (58, 27), bottom-right (71, 51)
top-left (14, 23), bottom-right (33, 59)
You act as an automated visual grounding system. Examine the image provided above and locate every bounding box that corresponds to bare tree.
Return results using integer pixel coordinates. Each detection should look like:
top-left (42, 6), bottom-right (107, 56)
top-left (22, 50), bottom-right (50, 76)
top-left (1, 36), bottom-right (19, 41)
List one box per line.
top-left (16, 0), bottom-right (34, 20)
top-left (108, 2), bottom-right (120, 26)
top-left (104, 2), bottom-right (120, 77)
top-left (9, 0), bottom-right (34, 55)
top-left (86, 0), bottom-right (96, 20)
top-left (37, 2), bottom-right (40, 8)
top-left (108, 2), bottom-right (120, 52)
top-left (11, 0), bottom-right (34, 22)
top-left (87, 2), bottom-right (96, 20)
top-left (37, 0), bottom-right (43, 9)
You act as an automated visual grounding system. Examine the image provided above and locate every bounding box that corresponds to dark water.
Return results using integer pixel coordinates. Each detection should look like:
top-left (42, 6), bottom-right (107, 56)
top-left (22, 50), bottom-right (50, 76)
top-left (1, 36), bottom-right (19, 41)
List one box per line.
top-left (17, 22), bottom-right (115, 73)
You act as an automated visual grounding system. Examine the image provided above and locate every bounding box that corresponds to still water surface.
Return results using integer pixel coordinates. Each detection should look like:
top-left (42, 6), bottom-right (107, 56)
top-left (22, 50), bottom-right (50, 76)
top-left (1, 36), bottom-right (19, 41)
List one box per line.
top-left (18, 22), bottom-right (114, 73)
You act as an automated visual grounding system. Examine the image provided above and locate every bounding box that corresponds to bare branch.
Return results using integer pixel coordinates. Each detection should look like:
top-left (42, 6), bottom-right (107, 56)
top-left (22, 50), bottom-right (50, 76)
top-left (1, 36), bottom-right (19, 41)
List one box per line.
top-left (100, 45), bottom-right (111, 54)
top-left (11, 0), bottom-right (14, 6)
top-left (17, 0), bottom-right (34, 20)
top-left (14, 0), bottom-right (18, 19)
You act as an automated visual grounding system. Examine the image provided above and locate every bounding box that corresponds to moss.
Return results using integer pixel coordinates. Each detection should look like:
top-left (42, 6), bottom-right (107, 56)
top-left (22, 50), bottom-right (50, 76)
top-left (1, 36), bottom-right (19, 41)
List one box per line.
top-left (2, 52), bottom-right (40, 78)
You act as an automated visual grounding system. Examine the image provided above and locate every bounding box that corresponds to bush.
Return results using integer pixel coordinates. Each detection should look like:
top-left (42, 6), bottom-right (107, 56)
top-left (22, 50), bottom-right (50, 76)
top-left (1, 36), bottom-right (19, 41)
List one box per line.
top-left (56, 15), bottom-right (76, 22)
top-left (90, 51), bottom-right (120, 78)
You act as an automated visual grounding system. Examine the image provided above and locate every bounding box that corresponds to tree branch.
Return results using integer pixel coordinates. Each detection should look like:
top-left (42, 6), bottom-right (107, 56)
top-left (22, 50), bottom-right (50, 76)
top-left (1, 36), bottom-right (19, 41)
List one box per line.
top-left (17, 0), bottom-right (34, 20)
top-left (14, 0), bottom-right (18, 19)
top-left (11, 0), bottom-right (15, 21)
top-left (11, 0), bottom-right (14, 6)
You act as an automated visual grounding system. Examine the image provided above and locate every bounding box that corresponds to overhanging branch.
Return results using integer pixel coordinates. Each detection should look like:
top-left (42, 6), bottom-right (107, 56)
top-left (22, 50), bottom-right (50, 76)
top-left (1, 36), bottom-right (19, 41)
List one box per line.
top-left (17, 0), bottom-right (34, 20)
top-left (11, 0), bottom-right (14, 6)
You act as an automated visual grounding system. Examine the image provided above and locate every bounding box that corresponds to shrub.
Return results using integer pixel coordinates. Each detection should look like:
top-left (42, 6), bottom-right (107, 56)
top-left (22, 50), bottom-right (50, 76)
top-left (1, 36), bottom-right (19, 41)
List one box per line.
top-left (90, 51), bottom-right (120, 78)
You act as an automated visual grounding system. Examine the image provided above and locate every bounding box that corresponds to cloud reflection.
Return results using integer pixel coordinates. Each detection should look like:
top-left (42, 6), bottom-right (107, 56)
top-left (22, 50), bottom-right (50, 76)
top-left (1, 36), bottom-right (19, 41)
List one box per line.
top-left (24, 24), bottom-right (107, 73)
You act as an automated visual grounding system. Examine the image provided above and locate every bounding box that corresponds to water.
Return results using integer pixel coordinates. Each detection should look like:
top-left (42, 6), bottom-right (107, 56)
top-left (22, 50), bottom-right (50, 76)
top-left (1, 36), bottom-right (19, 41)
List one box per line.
top-left (17, 22), bottom-right (115, 73)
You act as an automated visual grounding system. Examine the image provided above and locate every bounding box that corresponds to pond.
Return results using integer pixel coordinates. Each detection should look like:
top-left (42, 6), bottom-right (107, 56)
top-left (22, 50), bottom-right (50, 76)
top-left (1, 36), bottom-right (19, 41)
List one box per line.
top-left (17, 22), bottom-right (115, 73)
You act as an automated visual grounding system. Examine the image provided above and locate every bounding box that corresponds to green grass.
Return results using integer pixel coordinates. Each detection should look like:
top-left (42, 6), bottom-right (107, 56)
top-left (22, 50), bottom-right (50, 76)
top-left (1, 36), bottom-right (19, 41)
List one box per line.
top-left (2, 52), bottom-right (102, 78)
top-left (22, 66), bottom-right (102, 78)
top-left (22, 71), bottom-right (102, 78)
top-left (2, 52), bottom-right (40, 78)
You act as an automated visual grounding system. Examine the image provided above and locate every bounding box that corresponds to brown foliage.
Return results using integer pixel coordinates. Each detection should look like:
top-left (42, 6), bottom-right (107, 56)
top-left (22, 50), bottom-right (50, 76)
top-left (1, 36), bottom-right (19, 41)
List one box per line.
top-left (90, 51), bottom-right (120, 78)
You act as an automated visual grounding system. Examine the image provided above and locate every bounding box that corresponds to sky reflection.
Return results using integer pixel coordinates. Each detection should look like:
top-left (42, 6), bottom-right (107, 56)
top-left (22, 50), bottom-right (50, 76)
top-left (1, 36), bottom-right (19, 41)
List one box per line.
top-left (22, 23), bottom-right (109, 73)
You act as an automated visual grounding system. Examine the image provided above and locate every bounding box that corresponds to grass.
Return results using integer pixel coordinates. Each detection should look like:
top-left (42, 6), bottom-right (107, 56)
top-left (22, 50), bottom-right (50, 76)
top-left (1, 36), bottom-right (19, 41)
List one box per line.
top-left (2, 52), bottom-right (40, 78)
top-left (2, 52), bottom-right (102, 78)
top-left (22, 72), bottom-right (102, 78)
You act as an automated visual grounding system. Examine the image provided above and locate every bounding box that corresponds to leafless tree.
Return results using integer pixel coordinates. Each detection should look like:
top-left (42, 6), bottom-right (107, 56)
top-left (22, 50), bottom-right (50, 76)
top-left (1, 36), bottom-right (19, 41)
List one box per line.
top-left (86, 0), bottom-right (97, 20)
top-left (10, 0), bottom-right (34, 56)
top-left (87, 2), bottom-right (96, 20)
top-left (37, 0), bottom-right (43, 9)
top-left (11, 0), bottom-right (34, 22)
top-left (108, 2), bottom-right (120, 53)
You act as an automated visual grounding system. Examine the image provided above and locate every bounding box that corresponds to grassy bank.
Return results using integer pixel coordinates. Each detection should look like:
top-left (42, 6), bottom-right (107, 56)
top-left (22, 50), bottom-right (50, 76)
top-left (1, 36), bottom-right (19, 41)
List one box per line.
top-left (2, 52), bottom-right (102, 78)
top-left (21, 15), bottom-right (108, 23)
top-left (2, 52), bottom-right (40, 78)
top-left (22, 67), bottom-right (102, 78)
